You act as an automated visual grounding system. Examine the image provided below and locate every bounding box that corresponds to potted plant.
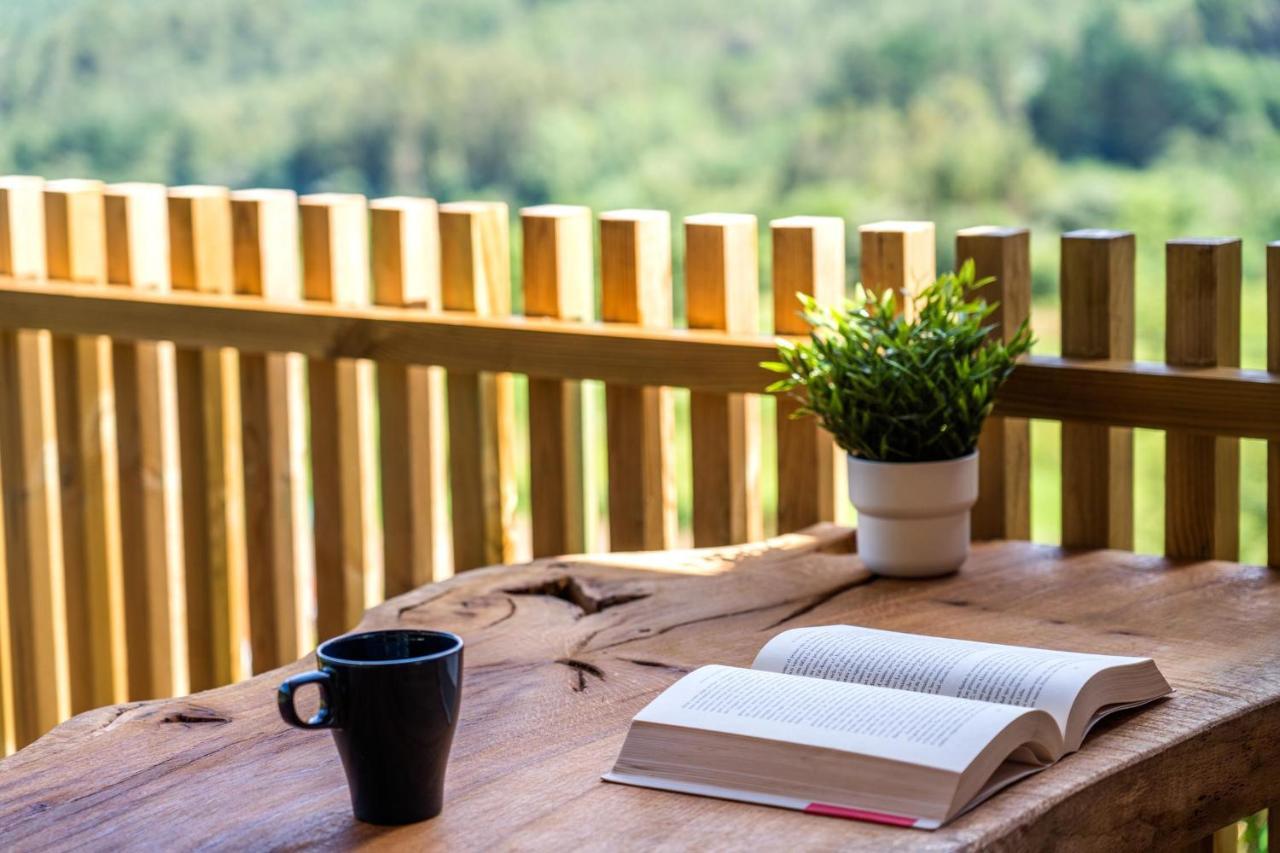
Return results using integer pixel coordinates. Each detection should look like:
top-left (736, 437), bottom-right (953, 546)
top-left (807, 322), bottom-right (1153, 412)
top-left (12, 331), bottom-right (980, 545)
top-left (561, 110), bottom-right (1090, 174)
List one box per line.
top-left (765, 261), bottom-right (1034, 577)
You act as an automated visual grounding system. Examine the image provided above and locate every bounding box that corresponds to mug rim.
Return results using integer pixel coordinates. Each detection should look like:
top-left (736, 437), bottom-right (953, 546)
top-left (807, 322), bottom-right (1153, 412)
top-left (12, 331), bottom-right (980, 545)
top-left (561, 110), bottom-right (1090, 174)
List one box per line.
top-left (317, 629), bottom-right (464, 668)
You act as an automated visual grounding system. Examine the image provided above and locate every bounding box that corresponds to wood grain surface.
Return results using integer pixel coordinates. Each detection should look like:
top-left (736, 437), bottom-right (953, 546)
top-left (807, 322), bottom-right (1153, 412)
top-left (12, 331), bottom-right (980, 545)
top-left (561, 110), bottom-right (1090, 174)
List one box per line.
top-left (438, 202), bottom-right (517, 571)
top-left (1164, 239), bottom-right (1241, 561)
top-left (169, 185), bottom-right (250, 690)
top-left (2, 529), bottom-right (1276, 851)
top-left (43, 179), bottom-right (120, 720)
top-left (371, 196), bottom-right (449, 594)
top-left (686, 213), bottom-right (761, 546)
top-left (105, 182), bottom-right (187, 701)
top-left (0, 176), bottom-right (65, 750)
top-left (957, 226), bottom-right (1031, 542)
top-left (300, 193), bottom-right (381, 637)
top-left (232, 188), bottom-right (313, 671)
top-left (771, 216), bottom-right (844, 533)
top-left (1059, 229), bottom-right (1135, 551)
top-left (859, 220), bottom-right (935, 320)
top-left (522, 204), bottom-right (591, 558)
top-left (600, 210), bottom-right (676, 552)
top-left (1270, 242), bottom-right (1280, 569)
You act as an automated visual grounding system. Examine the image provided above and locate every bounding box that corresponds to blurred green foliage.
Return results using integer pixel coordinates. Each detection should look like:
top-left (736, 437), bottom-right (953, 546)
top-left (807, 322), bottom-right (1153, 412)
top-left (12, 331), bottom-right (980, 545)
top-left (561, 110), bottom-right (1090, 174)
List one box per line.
top-left (4, 0), bottom-right (1279, 243)
top-left (1, 0), bottom-right (1276, 565)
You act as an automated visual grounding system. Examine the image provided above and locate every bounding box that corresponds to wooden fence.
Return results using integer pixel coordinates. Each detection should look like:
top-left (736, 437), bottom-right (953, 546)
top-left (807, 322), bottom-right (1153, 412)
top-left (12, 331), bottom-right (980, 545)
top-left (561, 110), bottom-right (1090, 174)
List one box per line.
top-left (0, 177), bottom-right (1278, 769)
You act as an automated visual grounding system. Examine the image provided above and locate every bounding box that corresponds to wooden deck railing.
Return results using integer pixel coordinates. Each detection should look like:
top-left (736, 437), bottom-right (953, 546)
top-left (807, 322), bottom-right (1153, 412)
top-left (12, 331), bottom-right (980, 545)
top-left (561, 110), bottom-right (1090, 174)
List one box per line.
top-left (0, 177), bottom-right (1278, 761)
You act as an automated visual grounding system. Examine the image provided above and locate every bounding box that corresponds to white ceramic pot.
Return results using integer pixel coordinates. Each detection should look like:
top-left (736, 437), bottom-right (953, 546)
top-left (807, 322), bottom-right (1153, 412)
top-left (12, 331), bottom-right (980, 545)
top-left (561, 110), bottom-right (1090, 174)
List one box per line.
top-left (846, 451), bottom-right (979, 578)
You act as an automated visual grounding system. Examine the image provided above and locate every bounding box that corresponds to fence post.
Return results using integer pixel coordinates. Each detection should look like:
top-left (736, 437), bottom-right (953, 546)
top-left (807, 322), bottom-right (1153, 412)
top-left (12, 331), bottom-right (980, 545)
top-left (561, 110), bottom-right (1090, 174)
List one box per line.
top-left (0, 175), bottom-right (65, 750)
top-left (440, 202), bottom-right (517, 570)
top-left (104, 182), bottom-right (187, 700)
top-left (44, 179), bottom-right (122, 717)
top-left (956, 227), bottom-right (1032, 541)
top-left (601, 210), bottom-right (676, 551)
top-left (859, 221), bottom-right (935, 318)
top-left (1061, 230), bottom-right (1135, 550)
top-left (686, 213), bottom-right (762, 546)
top-left (169, 185), bottom-right (251, 688)
top-left (772, 216), bottom-right (845, 533)
top-left (371, 196), bottom-right (451, 591)
top-left (522, 205), bottom-right (592, 557)
top-left (231, 189), bottom-right (313, 671)
top-left (300, 193), bottom-right (382, 637)
top-left (1268, 242), bottom-right (1279, 570)
top-left (1165, 238), bottom-right (1241, 560)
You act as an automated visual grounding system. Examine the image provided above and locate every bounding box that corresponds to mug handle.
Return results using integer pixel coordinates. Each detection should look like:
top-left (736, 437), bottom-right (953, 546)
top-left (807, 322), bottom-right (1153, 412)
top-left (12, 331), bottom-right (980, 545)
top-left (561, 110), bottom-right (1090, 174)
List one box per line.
top-left (277, 669), bottom-right (336, 729)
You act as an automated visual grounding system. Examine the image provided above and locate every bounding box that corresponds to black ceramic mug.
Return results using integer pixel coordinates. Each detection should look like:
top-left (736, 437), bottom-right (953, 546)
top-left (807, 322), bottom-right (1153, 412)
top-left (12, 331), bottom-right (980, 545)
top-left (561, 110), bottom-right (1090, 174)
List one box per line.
top-left (278, 629), bottom-right (464, 825)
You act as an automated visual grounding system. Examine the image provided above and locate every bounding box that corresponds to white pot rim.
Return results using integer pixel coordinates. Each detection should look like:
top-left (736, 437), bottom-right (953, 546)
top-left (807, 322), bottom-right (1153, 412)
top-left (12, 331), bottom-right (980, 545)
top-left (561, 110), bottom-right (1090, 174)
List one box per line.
top-left (847, 450), bottom-right (978, 469)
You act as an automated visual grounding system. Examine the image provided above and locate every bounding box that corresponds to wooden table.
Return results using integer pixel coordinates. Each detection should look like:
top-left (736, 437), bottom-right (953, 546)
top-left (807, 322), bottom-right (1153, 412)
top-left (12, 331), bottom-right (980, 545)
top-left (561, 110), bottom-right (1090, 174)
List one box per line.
top-left (2, 526), bottom-right (1278, 851)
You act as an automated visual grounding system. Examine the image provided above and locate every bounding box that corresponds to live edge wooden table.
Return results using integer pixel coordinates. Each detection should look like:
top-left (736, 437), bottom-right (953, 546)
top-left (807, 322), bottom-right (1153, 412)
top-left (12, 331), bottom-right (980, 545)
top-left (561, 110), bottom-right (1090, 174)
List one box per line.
top-left (3, 526), bottom-right (1278, 852)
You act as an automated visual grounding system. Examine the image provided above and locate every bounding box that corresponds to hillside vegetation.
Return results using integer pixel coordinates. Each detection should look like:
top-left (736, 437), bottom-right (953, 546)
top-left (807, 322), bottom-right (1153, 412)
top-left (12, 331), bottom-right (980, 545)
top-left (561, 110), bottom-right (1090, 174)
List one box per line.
top-left (1, 0), bottom-right (1276, 562)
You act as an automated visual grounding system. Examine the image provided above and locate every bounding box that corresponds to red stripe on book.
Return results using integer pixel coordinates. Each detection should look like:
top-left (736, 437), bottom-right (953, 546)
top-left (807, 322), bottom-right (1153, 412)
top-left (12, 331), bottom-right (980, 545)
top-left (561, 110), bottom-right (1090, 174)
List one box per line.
top-left (803, 802), bottom-right (918, 827)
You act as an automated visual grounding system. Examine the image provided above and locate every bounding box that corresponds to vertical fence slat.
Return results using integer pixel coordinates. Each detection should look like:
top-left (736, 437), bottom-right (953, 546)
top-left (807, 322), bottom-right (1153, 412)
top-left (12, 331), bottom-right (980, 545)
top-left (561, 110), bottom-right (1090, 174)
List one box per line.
top-left (440, 202), bottom-right (517, 570)
top-left (1268, 242), bottom-right (1279, 569)
top-left (956, 227), bottom-right (1032, 540)
top-left (772, 216), bottom-right (844, 532)
top-left (301, 193), bottom-right (381, 637)
top-left (1060, 230), bottom-right (1136, 550)
top-left (0, 176), bottom-right (66, 749)
top-left (1165, 238), bottom-right (1241, 560)
top-left (601, 210), bottom-right (675, 552)
top-left (859, 220), bottom-right (935, 317)
top-left (231, 189), bottom-right (312, 671)
top-left (169, 185), bottom-right (250, 688)
top-left (44, 179), bottom-right (122, 716)
top-left (686, 213), bottom-right (761, 546)
top-left (522, 205), bottom-right (591, 557)
top-left (0, 441), bottom-right (7, 752)
top-left (0, 323), bottom-right (63, 743)
top-left (371, 196), bottom-right (450, 592)
top-left (105, 183), bottom-right (186, 700)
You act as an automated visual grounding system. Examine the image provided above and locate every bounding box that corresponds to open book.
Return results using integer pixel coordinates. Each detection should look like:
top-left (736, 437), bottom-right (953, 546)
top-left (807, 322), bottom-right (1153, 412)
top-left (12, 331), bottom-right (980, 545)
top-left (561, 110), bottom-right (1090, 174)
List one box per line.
top-left (604, 625), bottom-right (1171, 829)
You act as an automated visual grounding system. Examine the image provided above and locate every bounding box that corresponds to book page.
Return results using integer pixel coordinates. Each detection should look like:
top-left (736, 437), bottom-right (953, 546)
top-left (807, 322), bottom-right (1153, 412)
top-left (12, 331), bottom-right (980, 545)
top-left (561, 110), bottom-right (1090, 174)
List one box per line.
top-left (752, 625), bottom-right (1148, 738)
top-left (636, 664), bottom-right (1042, 773)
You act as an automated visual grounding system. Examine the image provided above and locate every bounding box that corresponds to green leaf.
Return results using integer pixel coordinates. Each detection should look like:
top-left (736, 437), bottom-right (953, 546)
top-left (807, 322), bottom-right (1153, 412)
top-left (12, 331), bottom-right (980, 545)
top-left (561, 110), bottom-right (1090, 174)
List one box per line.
top-left (763, 261), bottom-right (1037, 461)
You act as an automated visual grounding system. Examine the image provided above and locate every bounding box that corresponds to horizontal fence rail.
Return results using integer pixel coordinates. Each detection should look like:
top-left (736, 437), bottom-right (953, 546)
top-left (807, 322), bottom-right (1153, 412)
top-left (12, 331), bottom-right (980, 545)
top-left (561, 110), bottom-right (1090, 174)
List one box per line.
top-left (0, 278), bottom-right (1277, 438)
top-left (0, 174), bottom-right (1278, 789)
